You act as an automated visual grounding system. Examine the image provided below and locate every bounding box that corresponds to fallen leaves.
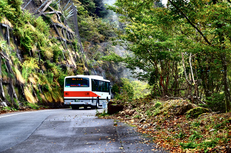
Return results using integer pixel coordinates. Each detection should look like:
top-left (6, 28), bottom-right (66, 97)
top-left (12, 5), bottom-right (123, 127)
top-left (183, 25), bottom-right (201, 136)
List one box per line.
top-left (99, 99), bottom-right (231, 153)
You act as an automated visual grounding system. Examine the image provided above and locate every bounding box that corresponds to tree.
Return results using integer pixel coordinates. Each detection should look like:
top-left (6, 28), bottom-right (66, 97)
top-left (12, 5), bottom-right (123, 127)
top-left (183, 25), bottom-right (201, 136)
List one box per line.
top-left (107, 0), bottom-right (231, 112)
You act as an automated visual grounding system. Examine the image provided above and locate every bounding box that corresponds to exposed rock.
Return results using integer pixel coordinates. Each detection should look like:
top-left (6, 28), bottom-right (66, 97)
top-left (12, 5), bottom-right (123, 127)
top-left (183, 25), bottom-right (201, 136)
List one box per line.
top-left (108, 102), bottom-right (124, 115)
top-left (140, 118), bottom-right (146, 123)
top-left (209, 129), bottom-right (215, 132)
top-left (175, 103), bottom-right (193, 115)
top-left (119, 111), bottom-right (125, 116)
top-left (186, 107), bottom-right (210, 118)
top-left (152, 122), bottom-right (157, 127)
top-left (125, 109), bottom-right (135, 116)
top-left (0, 102), bottom-right (7, 107)
top-left (142, 124), bottom-right (148, 130)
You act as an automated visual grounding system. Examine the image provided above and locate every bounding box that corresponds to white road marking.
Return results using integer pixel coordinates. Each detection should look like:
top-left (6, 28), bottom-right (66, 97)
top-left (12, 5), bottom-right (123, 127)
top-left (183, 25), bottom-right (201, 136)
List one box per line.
top-left (0, 110), bottom-right (52, 119)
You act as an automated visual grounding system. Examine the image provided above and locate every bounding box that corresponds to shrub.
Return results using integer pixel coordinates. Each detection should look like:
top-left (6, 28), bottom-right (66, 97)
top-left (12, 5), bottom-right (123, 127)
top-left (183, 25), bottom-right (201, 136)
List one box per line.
top-left (205, 93), bottom-right (225, 113)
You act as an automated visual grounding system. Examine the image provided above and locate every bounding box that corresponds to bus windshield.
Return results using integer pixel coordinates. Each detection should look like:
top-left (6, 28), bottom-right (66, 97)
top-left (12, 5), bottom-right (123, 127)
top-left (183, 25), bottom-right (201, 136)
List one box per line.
top-left (65, 77), bottom-right (89, 87)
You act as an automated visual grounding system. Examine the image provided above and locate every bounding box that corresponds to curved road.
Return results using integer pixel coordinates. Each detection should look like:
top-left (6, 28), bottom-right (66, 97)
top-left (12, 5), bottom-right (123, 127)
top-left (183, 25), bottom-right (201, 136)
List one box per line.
top-left (0, 108), bottom-right (167, 153)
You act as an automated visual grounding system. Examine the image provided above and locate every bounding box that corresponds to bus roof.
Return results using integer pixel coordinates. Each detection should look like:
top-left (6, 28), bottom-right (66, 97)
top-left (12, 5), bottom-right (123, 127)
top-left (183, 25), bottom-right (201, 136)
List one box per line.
top-left (65, 75), bottom-right (110, 82)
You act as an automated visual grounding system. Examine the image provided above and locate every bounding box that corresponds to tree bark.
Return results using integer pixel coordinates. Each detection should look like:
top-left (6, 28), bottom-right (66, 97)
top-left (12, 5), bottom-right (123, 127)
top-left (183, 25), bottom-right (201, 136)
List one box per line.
top-left (222, 56), bottom-right (231, 112)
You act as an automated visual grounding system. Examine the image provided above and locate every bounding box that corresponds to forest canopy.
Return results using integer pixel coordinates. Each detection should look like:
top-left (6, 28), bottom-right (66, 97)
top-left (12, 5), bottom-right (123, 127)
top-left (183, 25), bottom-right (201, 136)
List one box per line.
top-left (104, 0), bottom-right (231, 112)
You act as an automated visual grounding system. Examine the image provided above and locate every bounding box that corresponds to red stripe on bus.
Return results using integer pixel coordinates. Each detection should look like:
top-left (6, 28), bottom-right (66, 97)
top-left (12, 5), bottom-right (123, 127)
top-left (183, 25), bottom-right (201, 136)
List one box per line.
top-left (64, 91), bottom-right (100, 97)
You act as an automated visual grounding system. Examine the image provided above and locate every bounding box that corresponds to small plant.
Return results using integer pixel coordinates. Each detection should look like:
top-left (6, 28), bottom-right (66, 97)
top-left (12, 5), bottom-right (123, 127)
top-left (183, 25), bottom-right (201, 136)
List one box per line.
top-left (192, 121), bottom-right (201, 127)
top-left (3, 106), bottom-right (12, 111)
top-left (134, 114), bottom-right (140, 119)
top-left (155, 101), bottom-right (162, 108)
top-left (198, 138), bottom-right (219, 151)
top-left (175, 132), bottom-right (186, 139)
top-left (153, 108), bottom-right (160, 116)
top-left (27, 103), bottom-right (39, 109)
top-left (125, 115), bottom-right (129, 118)
top-left (189, 131), bottom-right (202, 141)
top-left (146, 110), bottom-right (152, 117)
top-left (97, 110), bottom-right (109, 117)
top-left (180, 142), bottom-right (197, 149)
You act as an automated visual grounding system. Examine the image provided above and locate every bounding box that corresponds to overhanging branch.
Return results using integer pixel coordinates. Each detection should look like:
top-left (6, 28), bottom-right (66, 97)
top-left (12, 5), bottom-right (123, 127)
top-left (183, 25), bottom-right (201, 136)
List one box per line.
top-left (168, 0), bottom-right (212, 46)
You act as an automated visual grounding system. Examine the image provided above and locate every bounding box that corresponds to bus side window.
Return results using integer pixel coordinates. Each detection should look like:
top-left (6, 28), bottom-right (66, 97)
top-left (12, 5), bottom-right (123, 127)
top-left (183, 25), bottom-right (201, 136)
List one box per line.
top-left (92, 79), bottom-right (100, 91)
top-left (105, 82), bottom-right (109, 92)
top-left (102, 81), bottom-right (105, 92)
top-left (99, 81), bottom-right (103, 92)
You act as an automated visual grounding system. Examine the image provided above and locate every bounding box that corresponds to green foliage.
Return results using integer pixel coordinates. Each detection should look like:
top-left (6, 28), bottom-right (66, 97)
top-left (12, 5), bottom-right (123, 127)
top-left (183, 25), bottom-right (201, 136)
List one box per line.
top-left (50, 1), bottom-right (58, 10)
top-left (27, 102), bottom-right (39, 109)
top-left (189, 131), bottom-right (202, 141)
top-left (78, 0), bottom-right (108, 18)
top-left (97, 111), bottom-right (109, 117)
top-left (114, 78), bottom-right (134, 100)
top-left (154, 101), bottom-right (162, 108)
top-left (108, 0), bottom-right (231, 112)
top-left (153, 108), bottom-right (160, 116)
top-left (198, 139), bottom-right (219, 151)
top-left (131, 81), bottom-right (151, 99)
top-left (21, 58), bottom-right (39, 83)
top-left (2, 106), bottom-right (14, 111)
top-left (180, 142), bottom-right (197, 149)
top-left (58, 72), bottom-right (66, 88)
top-left (1, 58), bottom-right (9, 78)
top-left (34, 16), bottom-right (50, 37)
top-left (52, 45), bottom-right (63, 62)
top-left (134, 114), bottom-right (140, 119)
top-left (102, 52), bottom-right (124, 63)
top-left (0, 0), bottom-right (16, 22)
top-left (36, 89), bottom-right (43, 102)
top-left (205, 93), bottom-right (225, 112)
top-left (114, 79), bottom-right (151, 102)
top-left (192, 121), bottom-right (201, 127)
top-left (111, 83), bottom-right (120, 94)
top-left (175, 132), bottom-right (186, 139)
top-left (186, 107), bottom-right (210, 119)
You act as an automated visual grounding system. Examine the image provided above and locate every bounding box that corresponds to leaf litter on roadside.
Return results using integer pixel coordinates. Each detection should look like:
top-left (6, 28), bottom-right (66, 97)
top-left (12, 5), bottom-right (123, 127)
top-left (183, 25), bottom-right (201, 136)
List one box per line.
top-left (98, 98), bottom-right (231, 153)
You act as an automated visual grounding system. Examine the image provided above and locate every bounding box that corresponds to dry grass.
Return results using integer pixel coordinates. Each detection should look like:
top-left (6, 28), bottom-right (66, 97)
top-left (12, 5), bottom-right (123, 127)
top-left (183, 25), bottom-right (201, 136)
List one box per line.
top-left (40, 93), bottom-right (47, 103)
top-left (28, 76), bottom-right (37, 84)
top-left (2, 17), bottom-right (13, 28)
top-left (14, 66), bottom-right (25, 84)
top-left (50, 28), bottom-right (59, 37)
top-left (43, 47), bottom-right (53, 59)
top-left (24, 86), bottom-right (37, 104)
top-left (44, 92), bottom-right (53, 102)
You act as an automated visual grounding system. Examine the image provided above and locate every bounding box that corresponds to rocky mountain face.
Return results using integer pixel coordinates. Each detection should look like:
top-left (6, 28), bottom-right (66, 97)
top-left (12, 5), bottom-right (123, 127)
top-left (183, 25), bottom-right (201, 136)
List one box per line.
top-left (0, 0), bottom-right (88, 109)
top-left (0, 0), bottom-right (126, 109)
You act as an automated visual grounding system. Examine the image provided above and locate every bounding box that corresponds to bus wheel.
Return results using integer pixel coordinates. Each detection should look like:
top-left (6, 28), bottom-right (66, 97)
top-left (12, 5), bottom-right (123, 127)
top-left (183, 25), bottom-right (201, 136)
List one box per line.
top-left (96, 97), bottom-right (99, 109)
top-left (96, 102), bottom-right (99, 109)
top-left (72, 106), bottom-right (79, 110)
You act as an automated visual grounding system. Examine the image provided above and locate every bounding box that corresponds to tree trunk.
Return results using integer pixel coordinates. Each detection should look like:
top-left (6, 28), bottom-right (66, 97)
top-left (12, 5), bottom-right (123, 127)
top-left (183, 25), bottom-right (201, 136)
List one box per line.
top-left (222, 56), bottom-right (231, 112)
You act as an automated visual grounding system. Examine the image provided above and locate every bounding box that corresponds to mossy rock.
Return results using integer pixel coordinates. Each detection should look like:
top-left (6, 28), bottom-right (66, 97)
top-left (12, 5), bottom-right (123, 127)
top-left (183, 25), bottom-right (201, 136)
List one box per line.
top-left (186, 107), bottom-right (210, 119)
top-left (174, 103), bottom-right (194, 115)
top-left (161, 100), bottom-right (194, 116)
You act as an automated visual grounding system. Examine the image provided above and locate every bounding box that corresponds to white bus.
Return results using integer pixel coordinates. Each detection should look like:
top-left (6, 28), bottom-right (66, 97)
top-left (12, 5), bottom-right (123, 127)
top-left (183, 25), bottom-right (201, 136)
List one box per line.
top-left (63, 75), bottom-right (111, 109)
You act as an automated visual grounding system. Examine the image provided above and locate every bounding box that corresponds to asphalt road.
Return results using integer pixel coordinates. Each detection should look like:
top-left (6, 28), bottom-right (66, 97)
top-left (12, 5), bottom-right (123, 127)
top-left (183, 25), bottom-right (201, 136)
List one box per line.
top-left (0, 108), bottom-right (167, 153)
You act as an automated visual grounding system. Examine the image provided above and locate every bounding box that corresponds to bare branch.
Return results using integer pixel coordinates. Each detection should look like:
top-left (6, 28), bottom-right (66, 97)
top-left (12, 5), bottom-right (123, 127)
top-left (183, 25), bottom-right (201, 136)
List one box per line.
top-left (169, 0), bottom-right (212, 46)
top-left (181, 52), bottom-right (191, 85)
top-left (189, 53), bottom-right (195, 84)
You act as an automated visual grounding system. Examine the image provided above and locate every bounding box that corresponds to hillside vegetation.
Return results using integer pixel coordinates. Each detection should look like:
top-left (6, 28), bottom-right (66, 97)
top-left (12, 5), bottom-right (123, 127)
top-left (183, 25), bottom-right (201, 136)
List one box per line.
top-left (105, 0), bottom-right (231, 113)
top-left (0, 0), bottom-right (119, 111)
top-left (100, 97), bottom-right (231, 152)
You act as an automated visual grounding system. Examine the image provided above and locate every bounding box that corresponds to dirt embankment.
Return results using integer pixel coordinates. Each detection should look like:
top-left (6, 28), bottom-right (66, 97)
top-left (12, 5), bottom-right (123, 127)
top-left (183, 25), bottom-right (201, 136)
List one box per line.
top-left (99, 98), bottom-right (231, 153)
